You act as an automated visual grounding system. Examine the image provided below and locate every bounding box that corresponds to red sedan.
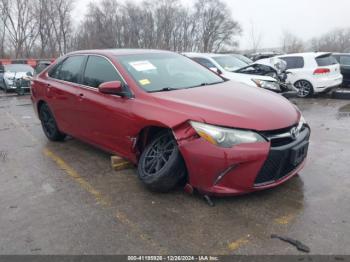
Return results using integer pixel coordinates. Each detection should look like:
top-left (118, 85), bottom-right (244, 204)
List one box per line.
top-left (31, 49), bottom-right (310, 196)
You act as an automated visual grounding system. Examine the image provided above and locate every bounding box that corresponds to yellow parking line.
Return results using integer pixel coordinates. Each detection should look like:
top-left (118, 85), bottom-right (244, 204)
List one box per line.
top-left (274, 213), bottom-right (295, 225)
top-left (227, 234), bottom-right (251, 252)
top-left (6, 109), bottom-right (166, 252)
top-left (43, 148), bottom-right (110, 207)
top-left (43, 148), bottom-right (167, 254)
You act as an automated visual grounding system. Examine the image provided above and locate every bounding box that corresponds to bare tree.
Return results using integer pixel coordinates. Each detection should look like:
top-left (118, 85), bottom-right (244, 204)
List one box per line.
top-left (249, 21), bottom-right (263, 53)
top-left (0, 0), bottom-right (38, 58)
top-left (311, 28), bottom-right (350, 52)
top-left (0, 8), bottom-right (6, 57)
top-left (193, 0), bottom-right (241, 52)
top-left (281, 31), bottom-right (304, 53)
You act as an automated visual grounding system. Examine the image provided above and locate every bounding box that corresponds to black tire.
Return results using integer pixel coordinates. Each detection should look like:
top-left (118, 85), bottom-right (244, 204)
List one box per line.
top-left (3, 82), bottom-right (8, 93)
top-left (294, 80), bottom-right (314, 98)
top-left (137, 131), bottom-right (186, 192)
top-left (39, 103), bottom-right (66, 141)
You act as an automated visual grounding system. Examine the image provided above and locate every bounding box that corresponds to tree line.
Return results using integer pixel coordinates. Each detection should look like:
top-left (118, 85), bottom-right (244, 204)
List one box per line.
top-left (1, 0), bottom-right (349, 59)
top-left (0, 0), bottom-right (242, 58)
top-left (280, 28), bottom-right (350, 54)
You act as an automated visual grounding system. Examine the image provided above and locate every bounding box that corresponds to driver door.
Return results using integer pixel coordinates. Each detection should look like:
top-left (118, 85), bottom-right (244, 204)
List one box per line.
top-left (75, 55), bottom-right (134, 157)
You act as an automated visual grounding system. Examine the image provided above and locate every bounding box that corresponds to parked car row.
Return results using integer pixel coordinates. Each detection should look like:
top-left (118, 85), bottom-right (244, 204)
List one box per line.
top-left (0, 60), bottom-right (52, 95)
top-left (31, 49), bottom-right (310, 197)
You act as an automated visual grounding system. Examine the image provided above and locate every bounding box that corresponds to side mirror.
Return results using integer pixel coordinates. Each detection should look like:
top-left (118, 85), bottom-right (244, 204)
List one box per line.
top-left (98, 81), bottom-right (125, 96)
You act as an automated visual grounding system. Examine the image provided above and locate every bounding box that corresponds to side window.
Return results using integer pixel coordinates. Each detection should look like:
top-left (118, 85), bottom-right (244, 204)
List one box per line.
top-left (340, 56), bottom-right (350, 66)
top-left (279, 56), bottom-right (304, 69)
top-left (82, 56), bottom-right (122, 88)
top-left (333, 55), bottom-right (341, 63)
top-left (49, 56), bottom-right (85, 84)
top-left (192, 57), bottom-right (216, 69)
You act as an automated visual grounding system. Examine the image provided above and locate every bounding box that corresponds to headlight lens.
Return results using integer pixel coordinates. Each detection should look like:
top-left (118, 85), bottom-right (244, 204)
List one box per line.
top-left (298, 115), bottom-right (307, 129)
top-left (190, 121), bottom-right (266, 148)
top-left (252, 79), bottom-right (280, 91)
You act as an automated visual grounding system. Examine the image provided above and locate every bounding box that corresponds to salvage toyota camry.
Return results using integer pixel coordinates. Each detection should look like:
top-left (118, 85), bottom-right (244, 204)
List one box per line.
top-left (31, 49), bottom-right (310, 196)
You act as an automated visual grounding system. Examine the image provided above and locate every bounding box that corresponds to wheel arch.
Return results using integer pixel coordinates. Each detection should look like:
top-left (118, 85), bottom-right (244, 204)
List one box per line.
top-left (135, 125), bottom-right (173, 158)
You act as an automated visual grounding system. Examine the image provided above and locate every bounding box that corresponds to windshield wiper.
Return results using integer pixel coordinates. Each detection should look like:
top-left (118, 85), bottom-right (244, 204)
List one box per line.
top-left (186, 81), bottom-right (224, 89)
top-left (148, 87), bottom-right (178, 93)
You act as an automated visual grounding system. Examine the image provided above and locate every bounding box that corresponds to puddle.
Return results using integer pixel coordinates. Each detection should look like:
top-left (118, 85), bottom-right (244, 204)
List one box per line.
top-left (338, 104), bottom-right (350, 118)
top-left (339, 104), bottom-right (350, 112)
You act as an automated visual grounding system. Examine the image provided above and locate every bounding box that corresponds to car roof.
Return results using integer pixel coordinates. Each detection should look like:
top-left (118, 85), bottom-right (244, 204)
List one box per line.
top-left (68, 49), bottom-right (174, 56)
top-left (278, 52), bottom-right (332, 58)
top-left (182, 52), bottom-right (230, 58)
top-left (333, 53), bottom-right (350, 56)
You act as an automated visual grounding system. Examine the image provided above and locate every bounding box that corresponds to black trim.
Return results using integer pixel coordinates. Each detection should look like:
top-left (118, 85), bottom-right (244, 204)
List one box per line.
top-left (254, 127), bottom-right (310, 186)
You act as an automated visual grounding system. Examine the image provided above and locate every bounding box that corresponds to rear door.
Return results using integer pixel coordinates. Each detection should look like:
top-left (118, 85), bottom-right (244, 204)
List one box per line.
top-left (279, 56), bottom-right (305, 83)
top-left (46, 55), bottom-right (86, 136)
top-left (76, 55), bottom-right (134, 156)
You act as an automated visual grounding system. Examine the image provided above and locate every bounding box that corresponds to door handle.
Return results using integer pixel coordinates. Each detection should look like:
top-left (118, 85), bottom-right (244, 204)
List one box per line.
top-left (78, 93), bottom-right (84, 100)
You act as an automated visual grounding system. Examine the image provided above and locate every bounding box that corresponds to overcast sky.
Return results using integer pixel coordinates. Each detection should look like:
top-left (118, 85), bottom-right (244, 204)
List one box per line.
top-left (73, 0), bottom-right (350, 50)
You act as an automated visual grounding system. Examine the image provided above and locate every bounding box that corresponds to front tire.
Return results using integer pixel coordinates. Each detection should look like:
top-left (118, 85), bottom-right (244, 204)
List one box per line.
top-left (39, 103), bottom-right (66, 141)
top-left (137, 131), bottom-right (186, 192)
top-left (294, 80), bottom-right (314, 98)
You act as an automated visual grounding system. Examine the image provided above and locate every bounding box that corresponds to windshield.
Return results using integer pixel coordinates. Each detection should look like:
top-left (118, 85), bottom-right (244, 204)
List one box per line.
top-left (117, 53), bottom-right (224, 92)
top-left (213, 56), bottom-right (248, 72)
top-left (5, 64), bottom-right (34, 73)
top-left (232, 54), bottom-right (253, 65)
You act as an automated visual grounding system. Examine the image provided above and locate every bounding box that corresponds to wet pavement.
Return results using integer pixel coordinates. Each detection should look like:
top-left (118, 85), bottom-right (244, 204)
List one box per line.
top-left (0, 91), bottom-right (349, 255)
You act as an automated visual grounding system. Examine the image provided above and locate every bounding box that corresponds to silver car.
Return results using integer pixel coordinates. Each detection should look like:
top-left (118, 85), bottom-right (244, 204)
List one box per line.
top-left (1, 64), bottom-right (34, 94)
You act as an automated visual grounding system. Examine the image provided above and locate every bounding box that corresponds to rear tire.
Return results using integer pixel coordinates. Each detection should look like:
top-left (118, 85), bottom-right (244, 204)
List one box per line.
top-left (137, 131), bottom-right (186, 192)
top-left (294, 80), bottom-right (314, 98)
top-left (39, 103), bottom-right (66, 141)
top-left (3, 82), bottom-right (8, 93)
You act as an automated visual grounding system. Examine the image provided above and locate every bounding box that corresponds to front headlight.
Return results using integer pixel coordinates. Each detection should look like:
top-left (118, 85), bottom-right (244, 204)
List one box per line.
top-left (298, 115), bottom-right (307, 129)
top-left (252, 79), bottom-right (280, 91)
top-left (190, 121), bottom-right (266, 148)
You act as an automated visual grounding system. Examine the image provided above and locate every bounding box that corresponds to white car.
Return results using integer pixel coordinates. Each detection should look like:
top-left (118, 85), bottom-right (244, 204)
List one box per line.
top-left (275, 52), bottom-right (343, 97)
top-left (182, 53), bottom-right (281, 91)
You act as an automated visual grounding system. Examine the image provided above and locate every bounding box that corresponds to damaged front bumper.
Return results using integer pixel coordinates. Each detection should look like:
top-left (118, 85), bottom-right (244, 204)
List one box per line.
top-left (176, 125), bottom-right (310, 196)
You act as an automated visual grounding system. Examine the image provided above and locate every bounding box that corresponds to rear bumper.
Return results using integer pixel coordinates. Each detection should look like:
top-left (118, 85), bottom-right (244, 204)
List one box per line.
top-left (178, 127), bottom-right (310, 196)
top-left (313, 75), bottom-right (343, 93)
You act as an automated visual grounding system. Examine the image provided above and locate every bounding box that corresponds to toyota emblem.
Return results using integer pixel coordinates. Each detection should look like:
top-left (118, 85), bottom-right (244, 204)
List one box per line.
top-left (290, 127), bottom-right (300, 140)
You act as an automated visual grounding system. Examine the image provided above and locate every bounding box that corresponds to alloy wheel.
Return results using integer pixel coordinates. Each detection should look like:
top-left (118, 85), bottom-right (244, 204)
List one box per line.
top-left (142, 135), bottom-right (176, 177)
top-left (295, 80), bottom-right (312, 98)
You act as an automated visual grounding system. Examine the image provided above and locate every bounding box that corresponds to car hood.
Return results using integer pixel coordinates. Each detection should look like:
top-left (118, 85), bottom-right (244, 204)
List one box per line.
top-left (151, 81), bottom-right (300, 131)
top-left (4, 72), bottom-right (28, 79)
top-left (224, 71), bottom-right (277, 82)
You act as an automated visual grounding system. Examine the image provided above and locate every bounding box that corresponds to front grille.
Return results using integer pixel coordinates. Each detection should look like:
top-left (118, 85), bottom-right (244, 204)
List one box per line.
top-left (254, 127), bottom-right (310, 186)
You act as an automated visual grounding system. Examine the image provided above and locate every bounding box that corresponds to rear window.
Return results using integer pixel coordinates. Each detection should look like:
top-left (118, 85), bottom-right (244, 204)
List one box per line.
top-left (49, 56), bottom-right (85, 84)
top-left (279, 56), bottom-right (304, 69)
top-left (316, 55), bottom-right (338, 66)
top-left (192, 57), bottom-right (217, 69)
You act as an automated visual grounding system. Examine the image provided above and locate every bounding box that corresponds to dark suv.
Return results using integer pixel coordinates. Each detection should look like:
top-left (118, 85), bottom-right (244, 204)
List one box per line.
top-left (333, 53), bottom-right (350, 87)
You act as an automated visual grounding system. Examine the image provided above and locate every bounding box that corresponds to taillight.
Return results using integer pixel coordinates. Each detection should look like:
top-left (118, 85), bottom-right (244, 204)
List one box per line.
top-left (314, 68), bottom-right (330, 75)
